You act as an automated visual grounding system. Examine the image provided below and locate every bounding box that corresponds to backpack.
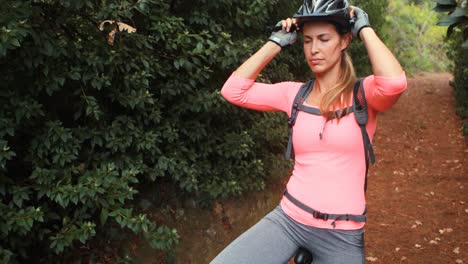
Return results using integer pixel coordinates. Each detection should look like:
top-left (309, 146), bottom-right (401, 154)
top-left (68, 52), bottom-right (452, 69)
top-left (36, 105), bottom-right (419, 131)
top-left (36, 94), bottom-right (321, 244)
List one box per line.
top-left (283, 79), bottom-right (376, 227)
top-left (285, 79), bottom-right (375, 189)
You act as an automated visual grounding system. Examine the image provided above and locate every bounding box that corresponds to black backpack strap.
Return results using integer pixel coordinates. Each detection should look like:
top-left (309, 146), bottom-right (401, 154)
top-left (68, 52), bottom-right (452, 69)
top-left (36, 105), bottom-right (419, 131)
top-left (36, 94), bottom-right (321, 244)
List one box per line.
top-left (285, 79), bottom-right (314, 160)
top-left (284, 190), bottom-right (367, 227)
top-left (353, 79), bottom-right (376, 192)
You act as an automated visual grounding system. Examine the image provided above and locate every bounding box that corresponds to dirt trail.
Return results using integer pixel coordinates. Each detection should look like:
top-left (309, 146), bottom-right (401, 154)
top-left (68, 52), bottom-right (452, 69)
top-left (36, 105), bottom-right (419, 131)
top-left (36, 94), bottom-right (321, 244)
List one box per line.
top-left (139, 72), bottom-right (467, 263)
top-left (365, 72), bottom-right (467, 263)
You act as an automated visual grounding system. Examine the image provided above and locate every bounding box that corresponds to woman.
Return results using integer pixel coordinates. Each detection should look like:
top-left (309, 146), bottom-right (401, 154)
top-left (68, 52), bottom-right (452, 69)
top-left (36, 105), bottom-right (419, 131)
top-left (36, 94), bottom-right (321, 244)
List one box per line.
top-left (211, 1), bottom-right (407, 263)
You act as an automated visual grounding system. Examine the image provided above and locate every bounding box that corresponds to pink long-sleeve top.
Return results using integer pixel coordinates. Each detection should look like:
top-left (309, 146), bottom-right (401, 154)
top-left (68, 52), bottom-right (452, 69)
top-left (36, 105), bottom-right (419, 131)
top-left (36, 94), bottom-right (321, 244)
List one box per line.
top-left (221, 72), bottom-right (407, 230)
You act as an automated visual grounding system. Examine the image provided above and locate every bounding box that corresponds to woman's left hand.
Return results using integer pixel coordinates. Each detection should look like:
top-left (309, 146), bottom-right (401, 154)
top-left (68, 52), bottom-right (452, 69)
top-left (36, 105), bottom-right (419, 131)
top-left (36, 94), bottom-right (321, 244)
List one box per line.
top-left (350, 6), bottom-right (371, 39)
top-left (349, 7), bottom-right (403, 77)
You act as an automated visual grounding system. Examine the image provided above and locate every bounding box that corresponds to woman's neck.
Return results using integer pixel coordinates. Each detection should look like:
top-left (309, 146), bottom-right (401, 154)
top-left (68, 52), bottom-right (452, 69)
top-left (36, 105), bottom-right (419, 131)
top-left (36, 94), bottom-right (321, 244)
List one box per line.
top-left (314, 74), bottom-right (340, 93)
top-left (313, 64), bottom-right (342, 92)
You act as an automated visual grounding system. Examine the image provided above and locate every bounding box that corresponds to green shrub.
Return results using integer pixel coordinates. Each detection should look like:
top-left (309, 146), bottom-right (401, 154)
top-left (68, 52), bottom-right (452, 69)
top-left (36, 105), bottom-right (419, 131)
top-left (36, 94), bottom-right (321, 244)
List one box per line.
top-left (386, 0), bottom-right (451, 74)
top-left (433, 0), bottom-right (468, 134)
top-left (445, 32), bottom-right (468, 134)
top-left (0, 0), bottom-right (297, 262)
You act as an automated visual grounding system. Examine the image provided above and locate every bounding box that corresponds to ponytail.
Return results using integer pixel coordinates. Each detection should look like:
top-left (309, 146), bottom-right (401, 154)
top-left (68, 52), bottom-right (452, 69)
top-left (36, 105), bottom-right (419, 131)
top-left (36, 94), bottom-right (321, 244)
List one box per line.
top-left (319, 40), bottom-right (357, 120)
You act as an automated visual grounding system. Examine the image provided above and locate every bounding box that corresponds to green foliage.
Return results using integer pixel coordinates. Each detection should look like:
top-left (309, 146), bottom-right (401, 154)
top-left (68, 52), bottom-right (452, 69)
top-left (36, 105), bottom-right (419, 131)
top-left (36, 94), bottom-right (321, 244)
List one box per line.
top-left (434, 0), bottom-right (468, 134)
top-left (382, 0), bottom-right (450, 74)
top-left (433, 0), bottom-right (468, 47)
top-left (450, 41), bottom-right (468, 134)
top-left (0, 0), bottom-right (297, 262)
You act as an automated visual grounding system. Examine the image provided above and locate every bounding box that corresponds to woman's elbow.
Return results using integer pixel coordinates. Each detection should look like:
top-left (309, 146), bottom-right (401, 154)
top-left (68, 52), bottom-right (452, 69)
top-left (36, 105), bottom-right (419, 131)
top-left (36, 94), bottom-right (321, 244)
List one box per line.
top-left (220, 86), bottom-right (234, 103)
top-left (220, 86), bottom-right (229, 100)
top-left (220, 86), bottom-right (242, 105)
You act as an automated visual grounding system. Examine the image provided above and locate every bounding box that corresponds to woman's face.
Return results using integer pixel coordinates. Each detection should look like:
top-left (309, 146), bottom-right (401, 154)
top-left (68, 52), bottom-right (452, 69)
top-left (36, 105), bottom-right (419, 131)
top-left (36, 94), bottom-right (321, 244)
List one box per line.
top-left (302, 22), bottom-right (350, 75)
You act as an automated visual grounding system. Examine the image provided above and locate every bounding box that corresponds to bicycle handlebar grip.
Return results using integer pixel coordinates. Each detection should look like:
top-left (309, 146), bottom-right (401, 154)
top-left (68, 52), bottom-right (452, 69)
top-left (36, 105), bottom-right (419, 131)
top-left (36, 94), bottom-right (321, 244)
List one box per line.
top-left (294, 247), bottom-right (313, 264)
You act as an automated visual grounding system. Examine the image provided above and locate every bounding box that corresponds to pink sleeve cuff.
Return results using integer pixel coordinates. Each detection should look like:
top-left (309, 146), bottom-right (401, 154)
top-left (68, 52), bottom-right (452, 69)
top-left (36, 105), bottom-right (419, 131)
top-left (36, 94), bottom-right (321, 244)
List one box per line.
top-left (371, 71), bottom-right (407, 95)
top-left (363, 71), bottom-right (408, 112)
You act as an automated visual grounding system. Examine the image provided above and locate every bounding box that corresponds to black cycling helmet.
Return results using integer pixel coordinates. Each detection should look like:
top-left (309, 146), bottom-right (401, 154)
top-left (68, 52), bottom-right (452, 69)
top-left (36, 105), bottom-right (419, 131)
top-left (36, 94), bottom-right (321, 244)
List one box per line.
top-left (293, 0), bottom-right (352, 30)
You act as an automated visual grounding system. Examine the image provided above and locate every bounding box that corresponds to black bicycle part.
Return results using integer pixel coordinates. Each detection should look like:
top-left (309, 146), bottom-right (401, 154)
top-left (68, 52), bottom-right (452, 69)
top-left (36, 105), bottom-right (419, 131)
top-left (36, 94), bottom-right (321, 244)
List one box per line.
top-left (294, 247), bottom-right (313, 264)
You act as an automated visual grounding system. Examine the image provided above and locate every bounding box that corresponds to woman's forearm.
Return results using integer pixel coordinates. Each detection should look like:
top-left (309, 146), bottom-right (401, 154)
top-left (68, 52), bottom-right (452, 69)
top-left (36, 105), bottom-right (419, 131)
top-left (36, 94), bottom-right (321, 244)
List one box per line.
top-left (234, 41), bottom-right (282, 80)
top-left (359, 27), bottom-right (403, 78)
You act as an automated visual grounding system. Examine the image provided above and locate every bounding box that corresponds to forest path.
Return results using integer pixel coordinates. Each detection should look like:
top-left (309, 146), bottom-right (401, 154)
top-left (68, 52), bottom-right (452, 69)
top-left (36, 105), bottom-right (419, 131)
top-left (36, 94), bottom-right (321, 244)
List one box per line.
top-left (363, 72), bottom-right (467, 263)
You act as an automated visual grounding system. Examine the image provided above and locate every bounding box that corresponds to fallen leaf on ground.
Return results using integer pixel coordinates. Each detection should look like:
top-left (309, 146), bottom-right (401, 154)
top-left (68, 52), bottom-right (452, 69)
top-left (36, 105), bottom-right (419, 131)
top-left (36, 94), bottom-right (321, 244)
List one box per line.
top-left (439, 228), bottom-right (454, 234)
top-left (98, 20), bottom-right (137, 45)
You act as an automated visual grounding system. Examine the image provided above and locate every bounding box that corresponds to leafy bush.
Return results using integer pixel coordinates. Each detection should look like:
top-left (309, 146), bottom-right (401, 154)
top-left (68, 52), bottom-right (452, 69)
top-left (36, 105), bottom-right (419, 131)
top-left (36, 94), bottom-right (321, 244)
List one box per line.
top-left (448, 33), bottom-right (468, 135)
top-left (434, 0), bottom-right (468, 47)
top-left (0, 0), bottom-right (299, 262)
top-left (382, 0), bottom-right (450, 74)
top-left (433, 0), bottom-right (468, 134)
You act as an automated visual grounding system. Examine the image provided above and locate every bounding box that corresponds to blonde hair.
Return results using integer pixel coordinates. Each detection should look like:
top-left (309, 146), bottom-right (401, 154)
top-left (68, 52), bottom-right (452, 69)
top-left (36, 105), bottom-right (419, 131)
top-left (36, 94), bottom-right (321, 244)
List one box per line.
top-left (319, 49), bottom-right (357, 120)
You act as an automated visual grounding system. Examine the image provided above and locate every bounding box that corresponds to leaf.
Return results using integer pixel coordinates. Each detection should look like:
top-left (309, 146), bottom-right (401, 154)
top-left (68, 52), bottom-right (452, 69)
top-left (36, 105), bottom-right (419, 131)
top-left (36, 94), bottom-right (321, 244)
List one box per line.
top-left (116, 22), bottom-right (137, 33)
top-left (69, 72), bottom-right (80, 80)
top-left (10, 39), bottom-right (20, 47)
top-left (449, 7), bottom-right (468, 17)
top-left (447, 23), bottom-right (458, 36)
top-left (98, 20), bottom-right (137, 46)
top-left (437, 15), bottom-right (464, 26)
top-left (462, 39), bottom-right (468, 48)
top-left (13, 194), bottom-right (23, 207)
top-left (432, 0), bottom-right (457, 5)
top-left (433, 4), bottom-right (456, 12)
top-left (100, 208), bottom-right (109, 225)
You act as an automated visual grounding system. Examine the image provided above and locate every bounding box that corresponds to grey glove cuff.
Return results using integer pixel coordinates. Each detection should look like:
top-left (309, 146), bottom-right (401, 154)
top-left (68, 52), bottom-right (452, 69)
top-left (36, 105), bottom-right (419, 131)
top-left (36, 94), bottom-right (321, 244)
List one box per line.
top-left (351, 7), bottom-right (371, 39)
top-left (268, 22), bottom-right (297, 48)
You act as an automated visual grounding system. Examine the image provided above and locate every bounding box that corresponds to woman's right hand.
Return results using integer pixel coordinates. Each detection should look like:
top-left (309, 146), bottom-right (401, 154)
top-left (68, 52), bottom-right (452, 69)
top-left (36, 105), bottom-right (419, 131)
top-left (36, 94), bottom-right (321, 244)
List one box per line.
top-left (268, 18), bottom-right (298, 49)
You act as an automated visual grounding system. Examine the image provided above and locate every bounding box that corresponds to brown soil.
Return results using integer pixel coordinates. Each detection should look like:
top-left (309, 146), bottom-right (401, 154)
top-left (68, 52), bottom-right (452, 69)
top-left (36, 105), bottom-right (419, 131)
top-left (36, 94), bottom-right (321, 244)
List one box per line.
top-left (138, 72), bottom-right (467, 263)
top-left (364, 72), bottom-right (467, 263)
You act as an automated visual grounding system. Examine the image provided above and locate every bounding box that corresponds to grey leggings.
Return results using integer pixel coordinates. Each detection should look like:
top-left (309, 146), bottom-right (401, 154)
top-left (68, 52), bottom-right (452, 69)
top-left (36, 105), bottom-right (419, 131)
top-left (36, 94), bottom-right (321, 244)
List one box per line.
top-left (210, 206), bottom-right (365, 264)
